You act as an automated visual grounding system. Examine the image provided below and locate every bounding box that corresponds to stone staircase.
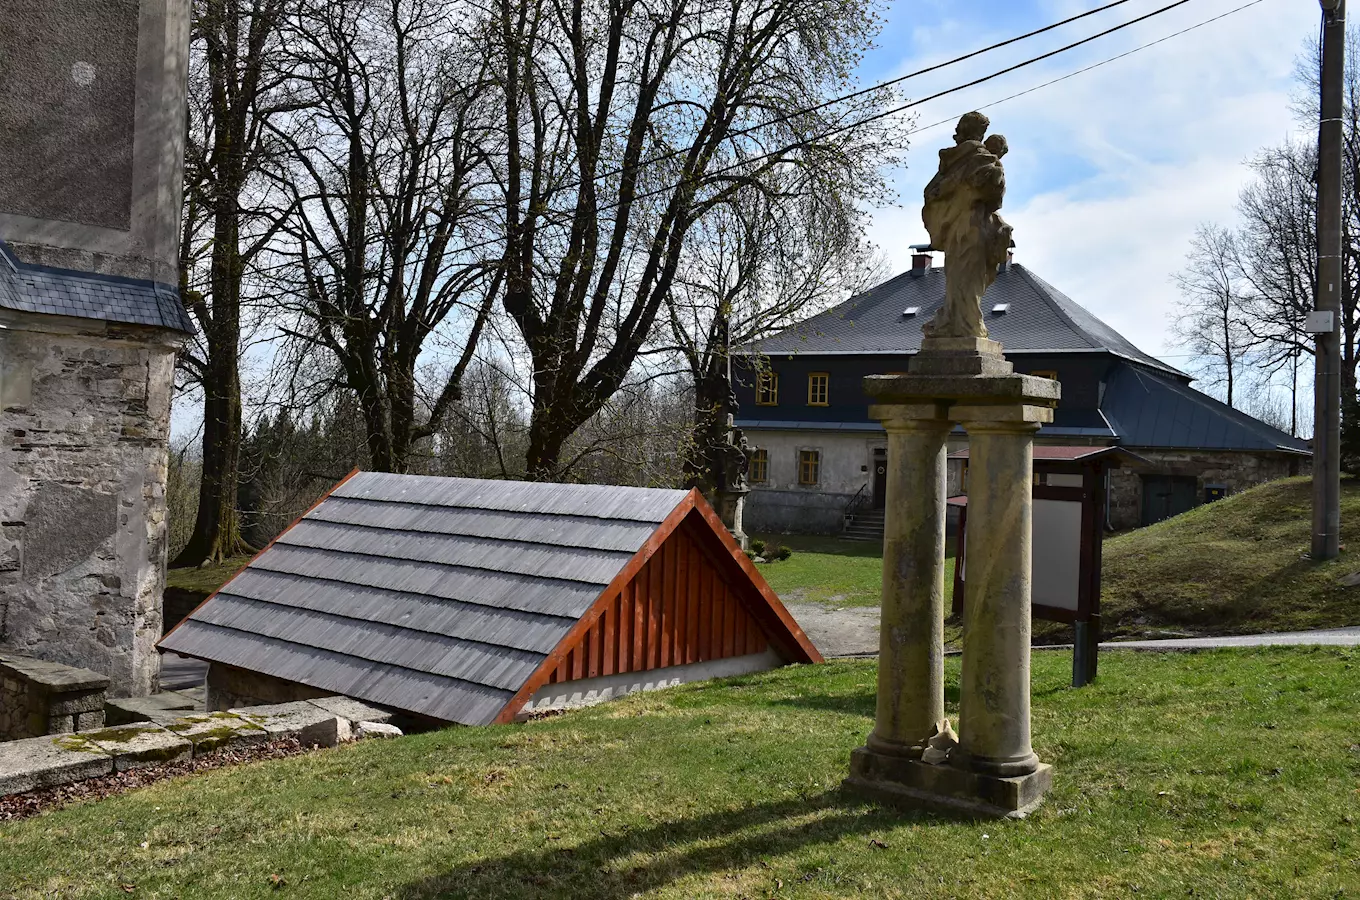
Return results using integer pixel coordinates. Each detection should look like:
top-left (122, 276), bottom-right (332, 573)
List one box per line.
top-left (843, 508), bottom-right (885, 542)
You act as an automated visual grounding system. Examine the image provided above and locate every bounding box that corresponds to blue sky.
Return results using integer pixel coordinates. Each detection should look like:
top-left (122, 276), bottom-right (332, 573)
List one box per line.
top-left (853, 0), bottom-right (1316, 366)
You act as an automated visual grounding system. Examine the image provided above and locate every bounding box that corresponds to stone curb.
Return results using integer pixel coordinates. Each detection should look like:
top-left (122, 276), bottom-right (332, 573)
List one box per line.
top-left (0, 696), bottom-right (403, 798)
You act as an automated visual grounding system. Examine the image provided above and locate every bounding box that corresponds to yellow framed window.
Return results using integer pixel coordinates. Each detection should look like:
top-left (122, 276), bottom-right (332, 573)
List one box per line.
top-left (749, 448), bottom-right (768, 484)
top-left (807, 372), bottom-right (829, 406)
top-left (756, 371), bottom-right (779, 405)
top-left (798, 450), bottom-right (821, 486)
top-left (1030, 369), bottom-right (1058, 380)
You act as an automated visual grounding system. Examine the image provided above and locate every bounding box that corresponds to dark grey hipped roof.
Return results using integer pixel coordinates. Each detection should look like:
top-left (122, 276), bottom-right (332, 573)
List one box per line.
top-left (160, 473), bottom-right (690, 726)
top-left (747, 263), bottom-right (1183, 379)
top-left (1102, 365), bottom-right (1309, 454)
top-left (0, 241), bottom-right (193, 333)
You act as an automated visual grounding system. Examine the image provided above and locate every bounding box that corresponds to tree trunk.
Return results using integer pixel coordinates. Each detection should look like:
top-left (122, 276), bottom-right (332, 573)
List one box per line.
top-left (172, 344), bottom-right (248, 566)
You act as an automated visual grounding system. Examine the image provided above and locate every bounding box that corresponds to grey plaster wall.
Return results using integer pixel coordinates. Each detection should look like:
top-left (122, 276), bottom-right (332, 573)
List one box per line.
top-left (0, 0), bottom-right (190, 284)
top-left (0, 308), bottom-right (180, 697)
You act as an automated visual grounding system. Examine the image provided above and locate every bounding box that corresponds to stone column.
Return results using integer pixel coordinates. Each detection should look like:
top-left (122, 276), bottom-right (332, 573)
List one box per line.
top-left (866, 405), bottom-right (951, 758)
top-left (953, 409), bottom-right (1043, 777)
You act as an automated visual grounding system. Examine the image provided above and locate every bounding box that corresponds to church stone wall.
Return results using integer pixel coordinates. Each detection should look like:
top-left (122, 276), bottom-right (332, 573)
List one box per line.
top-left (0, 308), bottom-right (180, 697)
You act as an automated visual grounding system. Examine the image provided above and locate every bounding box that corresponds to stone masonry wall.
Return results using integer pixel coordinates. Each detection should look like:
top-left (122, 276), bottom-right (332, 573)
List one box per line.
top-left (0, 650), bottom-right (109, 740)
top-left (1107, 449), bottom-right (1304, 531)
top-left (0, 309), bottom-right (181, 697)
top-left (206, 664), bottom-right (333, 713)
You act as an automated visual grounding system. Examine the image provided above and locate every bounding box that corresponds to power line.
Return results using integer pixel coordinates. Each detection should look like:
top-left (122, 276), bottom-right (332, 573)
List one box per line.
top-left (580, 0), bottom-right (1144, 192)
top-left (906, 0), bottom-right (1271, 140)
top-left (599, 0), bottom-right (1198, 212)
top-left (445, 0), bottom-right (1249, 257)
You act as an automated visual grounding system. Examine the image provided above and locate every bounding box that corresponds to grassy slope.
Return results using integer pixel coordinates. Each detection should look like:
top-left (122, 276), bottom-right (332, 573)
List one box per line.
top-left (2, 650), bottom-right (1357, 899)
top-left (1098, 476), bottom-right (1360, 640)
top-left (164, 556), bottom-right (255, 596)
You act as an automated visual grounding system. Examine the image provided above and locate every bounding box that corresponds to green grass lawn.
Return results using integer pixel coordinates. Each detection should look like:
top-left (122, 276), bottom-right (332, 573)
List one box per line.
top-left (753, 533), bottom-right (955, 609)
top-left (3, 648), bottom-right (1357, 899)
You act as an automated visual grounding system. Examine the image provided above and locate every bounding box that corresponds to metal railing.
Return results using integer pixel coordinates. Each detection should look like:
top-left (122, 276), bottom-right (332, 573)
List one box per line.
top-left (843, 483), bottom-right (869, 526)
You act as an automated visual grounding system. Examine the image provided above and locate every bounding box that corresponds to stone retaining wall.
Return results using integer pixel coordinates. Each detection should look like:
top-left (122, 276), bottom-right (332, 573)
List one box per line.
top-left (0, 651), bottom-right (109, 740)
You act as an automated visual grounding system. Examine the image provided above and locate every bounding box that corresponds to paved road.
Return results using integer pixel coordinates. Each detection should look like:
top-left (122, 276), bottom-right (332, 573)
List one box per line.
top-left (786, 603), bottom-right (1360, 658)
top-left (1101, 627), bottom-right (1360, 651)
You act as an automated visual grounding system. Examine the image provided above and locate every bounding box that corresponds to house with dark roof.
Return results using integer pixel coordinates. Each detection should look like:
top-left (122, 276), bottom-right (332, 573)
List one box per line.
top-left (733, 251), bottom-right (1309, 534)
top-left (160, 473), bottom-right (822, 726)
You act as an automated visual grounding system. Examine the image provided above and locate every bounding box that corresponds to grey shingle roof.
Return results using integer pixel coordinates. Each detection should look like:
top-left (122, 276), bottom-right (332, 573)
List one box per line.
top-left (0, 241), bottom-right (193, 333)
top-left (1102, 365), bottom-right (1309, 454)
top-left (746, 263), bottom-right (1183, 378)
top-left (160, 473), bottom-right (692, 726)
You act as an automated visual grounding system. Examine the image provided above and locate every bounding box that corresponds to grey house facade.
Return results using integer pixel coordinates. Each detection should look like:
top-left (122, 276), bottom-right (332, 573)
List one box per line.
top-left (734, 254), bottom-right (1309, 534)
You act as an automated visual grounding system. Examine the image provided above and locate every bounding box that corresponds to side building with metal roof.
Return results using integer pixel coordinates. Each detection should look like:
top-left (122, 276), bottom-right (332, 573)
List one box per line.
top-left (159, 473), bottom-right (823, 726)
top-left (733, 251), bottom-right (1309, 535)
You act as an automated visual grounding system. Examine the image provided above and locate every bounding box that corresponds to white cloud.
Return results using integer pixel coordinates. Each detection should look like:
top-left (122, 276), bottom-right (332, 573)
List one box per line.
top-left (864, 0), bottom-right (1317, 362)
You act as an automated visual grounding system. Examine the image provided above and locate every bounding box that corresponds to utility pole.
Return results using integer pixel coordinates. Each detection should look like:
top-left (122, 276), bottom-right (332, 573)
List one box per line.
top-left (1313, 0), bottom-right (1345, 560)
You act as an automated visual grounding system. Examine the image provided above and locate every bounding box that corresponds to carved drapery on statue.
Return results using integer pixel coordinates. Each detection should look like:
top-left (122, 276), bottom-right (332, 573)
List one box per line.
top-left (921, 112), bottom-right (1013, 340)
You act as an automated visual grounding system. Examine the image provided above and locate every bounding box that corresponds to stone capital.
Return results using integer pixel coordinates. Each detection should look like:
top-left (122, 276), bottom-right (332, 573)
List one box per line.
top-left (953, 403), bottom-right (1053, 433)
top-left (869, 401), bottom-right (953, 428)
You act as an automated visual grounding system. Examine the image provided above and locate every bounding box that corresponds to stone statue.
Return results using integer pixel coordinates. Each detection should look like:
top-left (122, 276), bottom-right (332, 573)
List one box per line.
top-left (921, 112), bottom-right (1014, 340)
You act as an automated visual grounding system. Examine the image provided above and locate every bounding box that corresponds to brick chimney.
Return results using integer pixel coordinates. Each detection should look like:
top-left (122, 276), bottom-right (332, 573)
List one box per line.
top-left (910, 244), bottom-right (934, 277)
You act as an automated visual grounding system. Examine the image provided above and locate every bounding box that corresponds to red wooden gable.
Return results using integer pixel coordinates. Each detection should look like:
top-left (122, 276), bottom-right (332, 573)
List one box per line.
top-left (495, 490), bottom-right (822, 722)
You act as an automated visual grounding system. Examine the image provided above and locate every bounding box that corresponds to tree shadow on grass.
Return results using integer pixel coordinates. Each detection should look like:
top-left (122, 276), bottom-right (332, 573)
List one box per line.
top-left (397, 790), bottom-right (935, 900)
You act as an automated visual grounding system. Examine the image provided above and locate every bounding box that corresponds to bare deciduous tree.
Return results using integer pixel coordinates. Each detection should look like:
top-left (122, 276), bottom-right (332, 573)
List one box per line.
top-left (175, 0), bottom-right (295, 566)
top-left (490, 0), bottom-right (900, 478)
top-left (269, 0), bottom-right (502, 472)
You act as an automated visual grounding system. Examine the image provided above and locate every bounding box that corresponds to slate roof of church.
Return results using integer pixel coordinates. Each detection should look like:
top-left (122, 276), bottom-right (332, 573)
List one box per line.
top-left (160, 473), bottom-right (695, 726)
top-left (744, 262), bottom-right (1184, 379)
top-left (0, 241), bottom-right (193, 333)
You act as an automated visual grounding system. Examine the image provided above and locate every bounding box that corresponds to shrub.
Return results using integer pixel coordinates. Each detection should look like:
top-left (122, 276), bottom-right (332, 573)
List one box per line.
top-left (749, 538), bottom-right (767, 556)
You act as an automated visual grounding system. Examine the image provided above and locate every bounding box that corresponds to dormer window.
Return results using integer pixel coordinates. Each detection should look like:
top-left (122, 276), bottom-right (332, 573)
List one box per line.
top-left (902, 306), bottom-right (920, 317)
top-left (991, 303), bottom-right (1010, 315)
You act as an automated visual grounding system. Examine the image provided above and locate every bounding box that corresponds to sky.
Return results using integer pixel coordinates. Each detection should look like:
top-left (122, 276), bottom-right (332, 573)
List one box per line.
top-left (852, 0), bottom-right (1317, 369)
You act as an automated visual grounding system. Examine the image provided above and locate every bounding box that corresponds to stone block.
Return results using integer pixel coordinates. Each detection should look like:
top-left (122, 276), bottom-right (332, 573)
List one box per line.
top-left (355, 722), bottom-right (403, 740)
top-left (163, 712), bottom-right (267, 754)
top-left (81, 723), bottom-right (192, 771)
top-left (50, 689), bottom-right (107, 716)
top-left (308, 696), bottom-right (395, 728)
top-left (74, 710), bottom-right (105, 731)
top-left (845, 746), bottom-right (1052, 819)
top-left (0, 733), bottom-right (113, 797)
top-left (45, 714), bottom-right (74, 734)
top-left (231, 702), bottom-right (347, 748)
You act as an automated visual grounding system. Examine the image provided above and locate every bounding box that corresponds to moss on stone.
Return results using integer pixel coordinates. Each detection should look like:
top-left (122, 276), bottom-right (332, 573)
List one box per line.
top-left (51, 735), bottom-right (102, 754)
top-left (81, 725), bottom-right (161, 743)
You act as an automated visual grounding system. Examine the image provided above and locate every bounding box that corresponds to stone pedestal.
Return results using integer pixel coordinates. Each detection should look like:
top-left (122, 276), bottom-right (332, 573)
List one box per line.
top-left (714, 487), bottom-right (750, 551)
top-left (845, 337), bottom-right (1059, 818)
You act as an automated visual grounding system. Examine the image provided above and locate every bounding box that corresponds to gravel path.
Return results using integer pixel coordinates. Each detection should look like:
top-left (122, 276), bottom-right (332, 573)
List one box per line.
top-left (785, 603), bottom-right (1360, 658)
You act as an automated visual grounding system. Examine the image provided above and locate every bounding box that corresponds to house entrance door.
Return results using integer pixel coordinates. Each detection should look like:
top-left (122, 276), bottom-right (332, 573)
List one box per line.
top-left (872, 449), bottom-right (887, 509)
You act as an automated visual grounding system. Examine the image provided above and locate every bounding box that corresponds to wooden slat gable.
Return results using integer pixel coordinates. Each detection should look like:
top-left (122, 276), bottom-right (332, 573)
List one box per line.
top-left (495, 489), bottom-right (823, 723)
top-left (544, 520), bottom-right (769, 685)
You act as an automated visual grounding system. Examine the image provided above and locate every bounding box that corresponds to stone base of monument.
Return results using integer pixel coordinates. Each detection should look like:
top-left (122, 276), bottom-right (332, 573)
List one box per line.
top-left (844, 746), bottom-right (1052, 819)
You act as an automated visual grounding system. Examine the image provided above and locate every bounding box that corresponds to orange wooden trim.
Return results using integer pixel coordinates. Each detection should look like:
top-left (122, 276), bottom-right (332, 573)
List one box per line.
top-left (158, 467), bottom-right (364, 653)
top-left (687, 493), bottom-right (824, 664)
top-left (494, 491), bottom-right (699, 724)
